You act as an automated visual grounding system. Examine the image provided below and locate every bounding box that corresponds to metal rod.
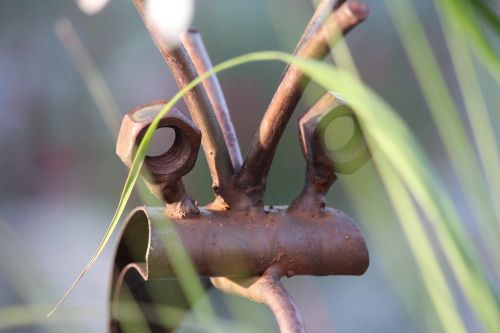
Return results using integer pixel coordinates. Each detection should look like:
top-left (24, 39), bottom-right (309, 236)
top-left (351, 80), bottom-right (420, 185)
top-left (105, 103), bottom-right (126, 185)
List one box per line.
top-left (132, 0), bottom-right (235, 203)
top-left (292, 0), bottom-right (339, 55)
top-left (125, 206), bottom-right (368, 278)
top-left (236, 1), bottom-right (369, 204)
top-left (181, 29), bottom-right (243, 171)
top-left (211, 268), bottom-right (305, 333)
top-left (302, 1), bottom-right (369, 58)
top-left (261, 277), bottom-right (305, 333)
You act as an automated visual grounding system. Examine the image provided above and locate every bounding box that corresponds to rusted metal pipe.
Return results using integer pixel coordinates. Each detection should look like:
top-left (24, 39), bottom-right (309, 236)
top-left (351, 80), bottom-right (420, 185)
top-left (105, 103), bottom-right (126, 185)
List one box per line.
top-left (236, 1), bottom-right (369, 207)
top-left (132, 0), bottom-right (236, 206)
top-left (110, 205), bottom-right (368, 331)
top-left (111, 206), bottom-right (368, 280)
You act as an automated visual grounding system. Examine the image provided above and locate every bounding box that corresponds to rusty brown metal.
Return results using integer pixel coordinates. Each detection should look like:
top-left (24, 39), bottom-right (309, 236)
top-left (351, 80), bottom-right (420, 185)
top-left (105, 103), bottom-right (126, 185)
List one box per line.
top-left (293, 0), bottom-right (339, 56)
top-left (236, 1), bottom-right (369, 208)
top-left (289, 92), bottom-right (370, 216)
top-left (110, 205), bottom-right (367, 332)
top-left (116, 101), bottom-right (200, 218)
top-left (113, 206), bottom-right (368, 279)
top-left (211, 267), bottom-right (305, 333)
top-left (132, 0), bottom-right (237, 208)
top-left (110, 1), bottom-right (371, 332)
top-left (181, 29), bottom-right (243, 171)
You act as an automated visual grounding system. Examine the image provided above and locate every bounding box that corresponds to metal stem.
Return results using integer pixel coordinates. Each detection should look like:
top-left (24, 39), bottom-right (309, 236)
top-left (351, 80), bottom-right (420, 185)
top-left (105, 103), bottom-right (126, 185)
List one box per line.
top-left (261, 275), bottom-right (305, 333)
top-left (181, 29), bottom-right (243, 171)
top-left (132, 0), bottom-right (235, 203)
top-left (211, 268), bottom-right (306, 333)
top-left (292, 0), bottom-right (339, 55)
top-left (236, 1), bottom-right (368, 204)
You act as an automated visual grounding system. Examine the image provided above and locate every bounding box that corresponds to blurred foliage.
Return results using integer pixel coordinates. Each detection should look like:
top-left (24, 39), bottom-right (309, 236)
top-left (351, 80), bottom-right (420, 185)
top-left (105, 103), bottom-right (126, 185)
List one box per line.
top-left (0, 0), bottom-right (498, 332)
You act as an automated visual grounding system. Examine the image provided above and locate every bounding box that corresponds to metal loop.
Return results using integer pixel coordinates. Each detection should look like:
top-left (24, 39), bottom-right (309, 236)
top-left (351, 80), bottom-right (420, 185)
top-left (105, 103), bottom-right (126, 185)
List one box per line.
top-left (300, 93), bottom-right (370, 176)
top-left (132, 102), bottom-right (201, 183)
top-left (316, 103), bottom-right (370, 174)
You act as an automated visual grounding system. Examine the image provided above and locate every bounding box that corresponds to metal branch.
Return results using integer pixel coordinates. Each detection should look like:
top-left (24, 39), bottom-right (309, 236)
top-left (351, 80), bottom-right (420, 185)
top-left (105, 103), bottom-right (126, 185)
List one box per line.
top-left (181, 29), bottom-right (243, 171)
top-left (292, 0), bottom-right (339, 55)
top-left (263, 279), bottom-right (305, 333)
top-left (211, 268), bottom-right (305, 333)
top-left (236, 1), bottom-right (369, 205)
top-left (132, 0), bottom-right (235, 203)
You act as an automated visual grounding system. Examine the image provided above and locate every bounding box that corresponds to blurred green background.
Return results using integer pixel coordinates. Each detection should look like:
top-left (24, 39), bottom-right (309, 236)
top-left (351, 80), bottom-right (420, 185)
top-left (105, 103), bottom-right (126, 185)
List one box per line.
top-left (0, 0), bottom-right (498, 332)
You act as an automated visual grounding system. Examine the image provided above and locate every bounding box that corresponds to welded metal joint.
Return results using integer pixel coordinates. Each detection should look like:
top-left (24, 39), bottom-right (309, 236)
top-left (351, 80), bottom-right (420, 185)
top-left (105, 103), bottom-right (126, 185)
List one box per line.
top-left (110, 1), bottom-right (370, 332)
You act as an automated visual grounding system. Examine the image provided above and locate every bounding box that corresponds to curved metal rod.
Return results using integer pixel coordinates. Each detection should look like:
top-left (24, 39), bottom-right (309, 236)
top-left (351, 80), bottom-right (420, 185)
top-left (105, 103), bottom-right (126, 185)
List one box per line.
top-left (292, 0), bottom-right (340, 56)
top-left (262, 279), bottom-right (305, 333)
top-left (236, 1), bottom-right (369, 206)
top-left (211, 267), bottom-right (305, 333)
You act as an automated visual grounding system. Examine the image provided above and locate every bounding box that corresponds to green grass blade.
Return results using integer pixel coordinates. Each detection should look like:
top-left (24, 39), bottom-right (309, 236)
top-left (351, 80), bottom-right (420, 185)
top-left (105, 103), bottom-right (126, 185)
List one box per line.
top-left (292, 57), bottom-right (500, 331)
top-left (47, 51), bottom-right (291, 317)
top-left (0, 302), bottom-right (254, 332)
top-left (468, 0), bottom-right (500, 35)
top-left (157, 216), bottom-right (220, 328)
top-left (327, 29), bottom-right (466, 333)
top-left (55, 17), bottom-right (220, 326)
top-left (440, 14), bottom-right (500, 249)
top-left (373, 154), bottom-right (467, 333)
top-left (438, 0), bottom-right (500, 82)
top-left (50, 48), bottom-right (499, 331)
top-left (0, 304), bottom-right (101, 330)
top-left (385, 0), bottom-right (500, 261)
top-left (47, 149), bottom-right (145, 316)
top-left (54, 17), bottom-right (121, 138)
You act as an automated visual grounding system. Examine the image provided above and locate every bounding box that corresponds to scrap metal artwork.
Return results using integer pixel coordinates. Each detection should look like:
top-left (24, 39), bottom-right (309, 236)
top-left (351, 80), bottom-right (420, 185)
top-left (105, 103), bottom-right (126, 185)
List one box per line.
top-left (110, 0), bottom-right (370, 332)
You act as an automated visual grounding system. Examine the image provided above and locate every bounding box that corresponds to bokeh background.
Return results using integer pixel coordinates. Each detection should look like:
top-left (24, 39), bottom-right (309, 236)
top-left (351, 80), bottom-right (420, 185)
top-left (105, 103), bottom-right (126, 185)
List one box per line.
top-left (0, 0), bottom-right (497, 332)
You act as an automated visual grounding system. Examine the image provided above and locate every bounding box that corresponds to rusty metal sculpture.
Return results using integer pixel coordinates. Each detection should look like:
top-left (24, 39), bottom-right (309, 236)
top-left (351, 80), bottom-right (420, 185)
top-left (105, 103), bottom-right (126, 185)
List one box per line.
top-left (110, 0), bottom-right (370, 332)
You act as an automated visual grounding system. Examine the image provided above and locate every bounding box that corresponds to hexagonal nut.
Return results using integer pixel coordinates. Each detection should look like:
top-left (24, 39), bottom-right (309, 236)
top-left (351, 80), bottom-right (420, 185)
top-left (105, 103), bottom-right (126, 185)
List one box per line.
top-left (116, 100), bottom-right (201, 183)
top-left (299, 92), bottom-right (369, 175)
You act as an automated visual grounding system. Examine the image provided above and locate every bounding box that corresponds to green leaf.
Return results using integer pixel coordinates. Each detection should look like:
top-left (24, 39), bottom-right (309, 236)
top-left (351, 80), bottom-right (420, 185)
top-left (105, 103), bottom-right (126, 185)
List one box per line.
top-left (50, 49), bottom-right (499, 332)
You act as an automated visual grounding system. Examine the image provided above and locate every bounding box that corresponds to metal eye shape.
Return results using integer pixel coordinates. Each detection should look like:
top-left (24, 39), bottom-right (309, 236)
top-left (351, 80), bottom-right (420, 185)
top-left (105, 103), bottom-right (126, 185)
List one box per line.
top-left (116, 101), bottom-right (201, 183)
top-left (299, 92), bottom-right (370, 175)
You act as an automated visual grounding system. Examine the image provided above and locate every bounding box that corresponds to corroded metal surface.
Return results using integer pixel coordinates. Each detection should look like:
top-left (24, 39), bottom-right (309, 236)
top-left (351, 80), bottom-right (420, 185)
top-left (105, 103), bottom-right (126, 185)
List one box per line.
top-left (110, 0), bottom-right (371, 332)
top-left (235, 1), bottom-right (369, 208)
top-left (113, 206), bottom-right (368, 280)
top-left (211, 268), bottom-right (306, 333)
top-left (110, 205), bottom-right (368, 332)
top-left (116, 101), bottom-right (201, 217)
top-left (181, 29), bottom-right (243, 171)
top-left (133, 0), bottom-right (236, 207)
top-left (290, 92), bottom-right (370, 215)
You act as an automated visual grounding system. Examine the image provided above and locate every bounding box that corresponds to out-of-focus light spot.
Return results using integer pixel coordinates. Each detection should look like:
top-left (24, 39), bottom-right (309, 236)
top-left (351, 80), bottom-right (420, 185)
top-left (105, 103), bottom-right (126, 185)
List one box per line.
top-left (146, 0), bottom-right (194, 46)
top-left (76, 0), bottom-right (110, 15)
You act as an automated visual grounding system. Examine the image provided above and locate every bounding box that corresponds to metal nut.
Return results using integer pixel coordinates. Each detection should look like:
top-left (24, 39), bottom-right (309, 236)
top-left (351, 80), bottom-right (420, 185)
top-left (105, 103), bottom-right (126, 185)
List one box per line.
top-left (116, 100), bottom-right (201, 183)
top-left (299, 92), bottom-right (370, 175)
